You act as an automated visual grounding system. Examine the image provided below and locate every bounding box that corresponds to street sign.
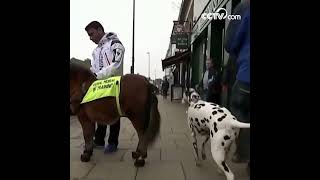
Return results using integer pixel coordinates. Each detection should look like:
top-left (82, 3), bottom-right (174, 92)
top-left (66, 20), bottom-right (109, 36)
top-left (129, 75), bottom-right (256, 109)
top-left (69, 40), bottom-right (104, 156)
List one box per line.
top-left (176, 33), bottom-right (189, 49)
top-left (171, 21), bottom-right (190, 49)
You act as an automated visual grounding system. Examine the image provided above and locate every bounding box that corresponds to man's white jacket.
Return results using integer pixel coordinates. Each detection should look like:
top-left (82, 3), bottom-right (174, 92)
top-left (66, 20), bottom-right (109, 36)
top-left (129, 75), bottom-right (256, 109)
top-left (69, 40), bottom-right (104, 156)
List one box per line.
top-left (90, 32), bottom-right (125, 79)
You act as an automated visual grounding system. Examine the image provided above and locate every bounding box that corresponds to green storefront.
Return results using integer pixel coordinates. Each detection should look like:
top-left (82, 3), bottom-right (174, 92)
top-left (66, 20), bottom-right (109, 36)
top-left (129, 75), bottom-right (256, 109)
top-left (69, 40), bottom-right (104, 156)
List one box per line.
top-left (190, 0), bottom-right (241, 108)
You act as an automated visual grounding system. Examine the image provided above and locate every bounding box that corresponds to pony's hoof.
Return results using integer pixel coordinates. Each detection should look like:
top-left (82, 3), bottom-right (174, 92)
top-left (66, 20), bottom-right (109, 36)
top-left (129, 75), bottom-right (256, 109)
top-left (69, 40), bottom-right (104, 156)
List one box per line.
top-left (132, 151), bottom-right (140, 159)
top-left (202, 153), bottom-right (206, 160)
top-left (134, 159), bottom-right (145, 167)
top-left (80, 153), bottom-right (91, 162)
top-left (141, 152), bottom-right (147, 159)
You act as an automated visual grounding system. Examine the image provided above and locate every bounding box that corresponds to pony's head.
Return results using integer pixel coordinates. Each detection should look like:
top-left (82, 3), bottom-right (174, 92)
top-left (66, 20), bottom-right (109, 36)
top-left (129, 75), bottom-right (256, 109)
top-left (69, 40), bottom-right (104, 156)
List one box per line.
top-left (69, 62), bottom-right (96, 114)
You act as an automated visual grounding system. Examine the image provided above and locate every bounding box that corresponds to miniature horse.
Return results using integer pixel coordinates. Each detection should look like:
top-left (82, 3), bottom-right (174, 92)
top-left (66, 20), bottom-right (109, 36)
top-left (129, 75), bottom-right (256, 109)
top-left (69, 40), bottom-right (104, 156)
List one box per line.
top-left (70, 62), bottom-right (160, 167)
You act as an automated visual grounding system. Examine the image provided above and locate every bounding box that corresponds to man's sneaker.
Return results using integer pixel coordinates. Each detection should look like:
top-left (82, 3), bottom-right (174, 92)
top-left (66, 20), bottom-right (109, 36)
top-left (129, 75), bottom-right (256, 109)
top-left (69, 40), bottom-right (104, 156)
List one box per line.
top-left (104, 143), bottom-right (118, 154)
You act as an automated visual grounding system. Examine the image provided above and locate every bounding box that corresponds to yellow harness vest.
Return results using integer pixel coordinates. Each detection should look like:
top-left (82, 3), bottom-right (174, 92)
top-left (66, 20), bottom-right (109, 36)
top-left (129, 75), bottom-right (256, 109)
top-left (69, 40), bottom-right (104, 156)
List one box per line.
top-left (80, 76), bottom-right (123, 116)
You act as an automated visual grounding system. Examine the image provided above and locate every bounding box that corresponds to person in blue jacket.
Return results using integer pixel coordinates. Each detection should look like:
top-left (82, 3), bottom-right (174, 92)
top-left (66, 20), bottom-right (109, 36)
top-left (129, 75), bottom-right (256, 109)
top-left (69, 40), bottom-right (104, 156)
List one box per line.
top-left (224, 0), bottom-right (250, 172)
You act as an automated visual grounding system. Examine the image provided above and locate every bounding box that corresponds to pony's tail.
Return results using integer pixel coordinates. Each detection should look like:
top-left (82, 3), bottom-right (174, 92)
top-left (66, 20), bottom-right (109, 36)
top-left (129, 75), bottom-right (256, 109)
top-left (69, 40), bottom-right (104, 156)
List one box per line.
top-left (144, 83), bottom-right (161, 146)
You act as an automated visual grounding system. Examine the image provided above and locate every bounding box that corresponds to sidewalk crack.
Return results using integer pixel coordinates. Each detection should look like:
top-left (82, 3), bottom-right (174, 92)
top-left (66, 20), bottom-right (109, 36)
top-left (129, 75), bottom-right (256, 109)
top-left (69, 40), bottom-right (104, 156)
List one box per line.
top-left (83, 163), bottom-right (96, 178)
top-left (180, 161), bottom-right (187, 180)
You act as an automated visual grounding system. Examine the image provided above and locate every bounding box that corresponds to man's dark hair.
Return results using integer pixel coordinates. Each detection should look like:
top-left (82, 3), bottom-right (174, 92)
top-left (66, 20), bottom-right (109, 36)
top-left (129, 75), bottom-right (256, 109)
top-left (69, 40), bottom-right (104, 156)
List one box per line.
top-left (85, 21), bottom-right (104, 32)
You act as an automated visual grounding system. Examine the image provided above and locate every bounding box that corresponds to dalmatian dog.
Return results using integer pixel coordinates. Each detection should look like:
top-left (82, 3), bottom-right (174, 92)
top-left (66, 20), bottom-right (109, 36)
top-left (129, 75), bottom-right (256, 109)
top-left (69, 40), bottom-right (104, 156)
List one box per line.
top-left (182, 88), bottom-right (250, 180)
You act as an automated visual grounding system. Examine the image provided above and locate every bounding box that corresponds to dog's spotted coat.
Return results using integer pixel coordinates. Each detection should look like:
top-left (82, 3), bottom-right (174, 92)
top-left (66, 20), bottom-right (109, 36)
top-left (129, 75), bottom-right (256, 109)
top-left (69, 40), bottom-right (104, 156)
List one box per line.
top-left (183, 89), bottom-right (250, 180)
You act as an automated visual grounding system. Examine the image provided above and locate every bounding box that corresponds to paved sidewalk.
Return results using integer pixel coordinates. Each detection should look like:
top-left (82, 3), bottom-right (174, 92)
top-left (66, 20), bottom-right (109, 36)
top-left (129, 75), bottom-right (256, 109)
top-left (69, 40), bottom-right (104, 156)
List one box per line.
top-left (70, 96), bottom-right (250, 180)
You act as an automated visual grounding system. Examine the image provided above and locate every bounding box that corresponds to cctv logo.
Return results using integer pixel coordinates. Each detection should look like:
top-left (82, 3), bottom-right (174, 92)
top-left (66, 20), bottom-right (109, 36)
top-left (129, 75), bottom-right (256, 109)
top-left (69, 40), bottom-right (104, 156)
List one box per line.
top-left (201, 8), bottom-right (241, 20)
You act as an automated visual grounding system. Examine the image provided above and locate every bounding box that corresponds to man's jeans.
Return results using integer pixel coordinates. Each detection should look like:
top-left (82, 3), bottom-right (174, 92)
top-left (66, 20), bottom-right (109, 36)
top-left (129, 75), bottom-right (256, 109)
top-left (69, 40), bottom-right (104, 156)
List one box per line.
top-left (230, 80), bottom-right (250, 161)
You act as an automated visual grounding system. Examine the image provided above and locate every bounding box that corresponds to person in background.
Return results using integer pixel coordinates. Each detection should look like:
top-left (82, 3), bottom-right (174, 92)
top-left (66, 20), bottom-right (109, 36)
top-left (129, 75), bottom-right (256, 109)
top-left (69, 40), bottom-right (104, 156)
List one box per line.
top-left (198, 58), bottom-right (221, 104)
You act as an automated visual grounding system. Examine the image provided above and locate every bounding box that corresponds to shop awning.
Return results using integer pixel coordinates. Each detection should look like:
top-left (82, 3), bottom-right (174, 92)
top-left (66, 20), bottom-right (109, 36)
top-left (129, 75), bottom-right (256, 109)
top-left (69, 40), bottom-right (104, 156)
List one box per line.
top-left (161, 50), bottom-right (190, 70)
